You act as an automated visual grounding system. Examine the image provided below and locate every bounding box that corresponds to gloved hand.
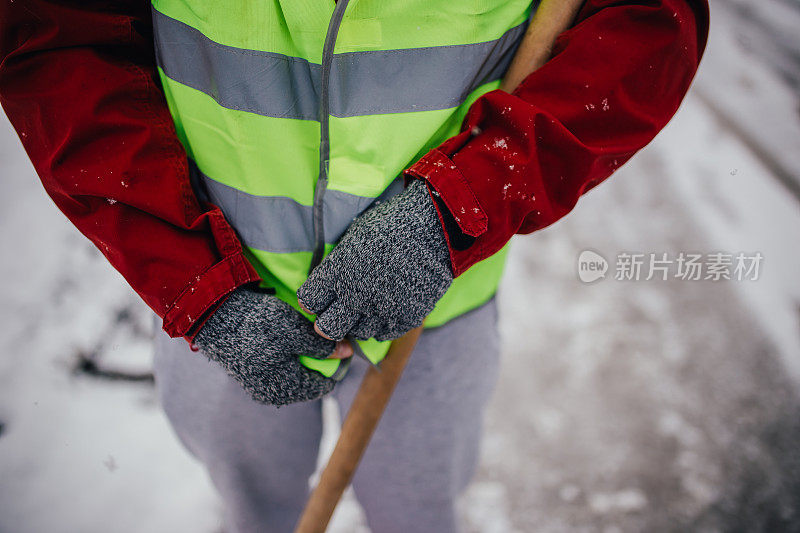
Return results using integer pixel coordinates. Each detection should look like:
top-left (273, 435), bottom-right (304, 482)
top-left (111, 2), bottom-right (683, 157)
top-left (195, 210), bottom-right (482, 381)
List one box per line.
top-left (297, 179), bottom-right (453, 342)
top-left (193, 287), bottom-right (344, 406)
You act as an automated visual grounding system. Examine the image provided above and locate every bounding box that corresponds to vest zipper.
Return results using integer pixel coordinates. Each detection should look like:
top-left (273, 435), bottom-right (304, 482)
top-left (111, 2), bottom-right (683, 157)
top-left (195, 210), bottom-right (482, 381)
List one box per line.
top-left (310, 0), bottom-right (351, 272)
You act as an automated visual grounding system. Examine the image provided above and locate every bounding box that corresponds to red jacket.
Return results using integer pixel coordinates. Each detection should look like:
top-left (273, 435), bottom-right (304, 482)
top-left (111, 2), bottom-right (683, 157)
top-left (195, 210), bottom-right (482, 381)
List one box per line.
top-left (0, 0), bottom-right (709, 338)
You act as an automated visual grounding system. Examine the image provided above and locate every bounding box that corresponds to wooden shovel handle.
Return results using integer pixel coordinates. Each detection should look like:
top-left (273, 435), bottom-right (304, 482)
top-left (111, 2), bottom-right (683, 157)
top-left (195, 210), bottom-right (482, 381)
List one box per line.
top-left (500, 0), bottom-right (585, 93)
top-left (294, 326), bottom-right (424, 533)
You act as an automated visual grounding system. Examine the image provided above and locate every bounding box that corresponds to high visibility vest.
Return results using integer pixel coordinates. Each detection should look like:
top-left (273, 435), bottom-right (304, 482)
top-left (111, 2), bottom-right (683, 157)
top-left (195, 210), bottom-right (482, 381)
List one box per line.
top-left (152, 0), bottom-right (533, 375)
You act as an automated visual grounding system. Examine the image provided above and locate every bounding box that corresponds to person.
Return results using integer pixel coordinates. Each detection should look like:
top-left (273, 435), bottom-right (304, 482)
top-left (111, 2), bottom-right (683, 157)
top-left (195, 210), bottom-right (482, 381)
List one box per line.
top-left (0, 1), bottom-right (709, 531)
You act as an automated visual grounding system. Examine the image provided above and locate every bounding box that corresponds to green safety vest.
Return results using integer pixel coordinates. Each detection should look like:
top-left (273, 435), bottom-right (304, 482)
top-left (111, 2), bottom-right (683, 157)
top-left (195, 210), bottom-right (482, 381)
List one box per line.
top-left (152, 0), bottom-right (533, 375)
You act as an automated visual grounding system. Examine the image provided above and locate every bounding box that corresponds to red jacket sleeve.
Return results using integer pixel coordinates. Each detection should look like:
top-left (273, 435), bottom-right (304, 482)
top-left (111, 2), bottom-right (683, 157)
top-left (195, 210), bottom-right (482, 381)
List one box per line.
top-left (406, 0), bottom-right (710, 276)
top-left (0, 1), bottom-right (260, 338)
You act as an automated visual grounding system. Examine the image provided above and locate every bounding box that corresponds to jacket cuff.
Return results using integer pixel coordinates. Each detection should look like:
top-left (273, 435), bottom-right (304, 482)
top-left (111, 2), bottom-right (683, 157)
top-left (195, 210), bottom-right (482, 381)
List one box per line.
top-left (162, 252), bottom-right (260, 339)
top-left (405, 149), bottom-right (492, 277)
top-left (405, 149), bottom-right (488, 237)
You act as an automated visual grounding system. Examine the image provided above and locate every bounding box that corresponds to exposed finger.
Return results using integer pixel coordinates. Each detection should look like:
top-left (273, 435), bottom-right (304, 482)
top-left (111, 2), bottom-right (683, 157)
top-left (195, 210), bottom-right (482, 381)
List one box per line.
top-left (297, 269), bottom-right (337, 315)
top-left (314, 321), bottom-right (334, 340)
top-left (328, 339), bottom-right (354, 359)
top-left (314, 300), bottom-right (360, 341)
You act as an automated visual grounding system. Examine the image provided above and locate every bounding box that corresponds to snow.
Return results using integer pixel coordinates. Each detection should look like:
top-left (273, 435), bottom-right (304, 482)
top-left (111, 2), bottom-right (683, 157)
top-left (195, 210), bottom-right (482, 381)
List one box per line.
top-left (2, 2), bottom-right (800, 531)
top-left (657, 96), bottom-right (800, 377)
top-left (693, 0), bottom-right (800, 195)
top-left (492, 138), bottom-right (509, 150)
top-left (588, 489), bottom-right (648, 514)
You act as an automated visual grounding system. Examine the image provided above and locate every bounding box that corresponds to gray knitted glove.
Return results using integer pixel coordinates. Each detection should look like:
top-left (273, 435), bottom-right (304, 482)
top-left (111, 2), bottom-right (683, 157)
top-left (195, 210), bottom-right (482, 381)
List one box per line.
top-left (193, 287), bottom-right (337, 406)
top-left (298, 179), bottom-right (453, 342)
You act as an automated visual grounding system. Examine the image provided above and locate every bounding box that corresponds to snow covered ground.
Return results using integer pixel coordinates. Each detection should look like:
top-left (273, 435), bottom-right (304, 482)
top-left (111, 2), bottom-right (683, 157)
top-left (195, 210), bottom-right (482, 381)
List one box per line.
top-left (1, 2), bottom-right (799, 531)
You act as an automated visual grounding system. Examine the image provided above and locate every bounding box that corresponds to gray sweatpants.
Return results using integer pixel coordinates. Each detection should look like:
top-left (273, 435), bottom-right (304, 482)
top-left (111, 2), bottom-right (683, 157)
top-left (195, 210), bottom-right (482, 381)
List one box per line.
top-left (153, 299), bottom-right (499, 533)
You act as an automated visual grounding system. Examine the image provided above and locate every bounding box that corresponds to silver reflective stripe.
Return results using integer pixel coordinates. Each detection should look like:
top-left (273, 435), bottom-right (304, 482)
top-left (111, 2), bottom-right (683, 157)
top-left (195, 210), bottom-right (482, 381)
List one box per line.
top-left (201, 174), bottom-right (404, 253)
top-left (330, 28), bottom-right (524, 116)
top-left (152, 11), bottom-right (320, 120)
top-left (152, 8), bottom-right (527, 120)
